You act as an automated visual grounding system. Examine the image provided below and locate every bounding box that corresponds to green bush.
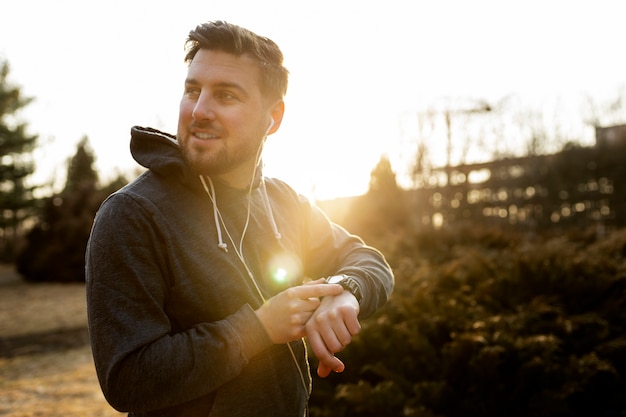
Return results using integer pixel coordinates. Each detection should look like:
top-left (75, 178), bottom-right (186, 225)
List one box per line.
top-left (16, 183), bottom-right (108, 282)
top-left (309, 226), bottom-right (626, 417)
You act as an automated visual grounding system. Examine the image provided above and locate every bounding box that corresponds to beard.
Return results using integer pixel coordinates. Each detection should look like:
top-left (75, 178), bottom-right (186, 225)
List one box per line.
top-left (179, 130), bottom-right (265, 177)
top-left (181, 146), bottom-right (230, 176)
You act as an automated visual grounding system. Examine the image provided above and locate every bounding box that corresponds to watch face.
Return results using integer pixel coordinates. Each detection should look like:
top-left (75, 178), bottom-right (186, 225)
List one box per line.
top-left (326, 275), bottom-right (345, 284)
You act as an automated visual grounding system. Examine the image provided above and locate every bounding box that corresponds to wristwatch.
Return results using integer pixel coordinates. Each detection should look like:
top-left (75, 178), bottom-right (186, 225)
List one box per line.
top-left (325, 274), bottom-right (362, 303)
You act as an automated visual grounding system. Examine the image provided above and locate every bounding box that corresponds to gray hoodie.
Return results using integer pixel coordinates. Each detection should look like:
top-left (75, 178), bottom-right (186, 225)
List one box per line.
top-left (86, 126), bottom-right (394, 416)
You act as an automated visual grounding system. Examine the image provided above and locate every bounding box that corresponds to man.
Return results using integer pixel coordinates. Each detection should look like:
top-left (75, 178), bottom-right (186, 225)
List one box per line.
top-left (86, 20), bottom-right (393, 417)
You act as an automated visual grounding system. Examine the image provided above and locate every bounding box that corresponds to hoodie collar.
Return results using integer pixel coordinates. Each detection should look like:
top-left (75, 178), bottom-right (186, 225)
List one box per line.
top-left (130, 125), bottom-right (264, 191)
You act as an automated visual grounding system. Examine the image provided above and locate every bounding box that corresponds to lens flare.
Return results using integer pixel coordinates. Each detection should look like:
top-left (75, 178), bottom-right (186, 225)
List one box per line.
top-left (272, 267), bottom-right (288, 284)
top-left (267, 252), bottom-right (303, 288)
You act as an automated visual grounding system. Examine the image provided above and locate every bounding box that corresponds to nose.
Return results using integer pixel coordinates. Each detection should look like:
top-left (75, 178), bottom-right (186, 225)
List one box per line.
top-left (191, 93), bottom-right (216, 121)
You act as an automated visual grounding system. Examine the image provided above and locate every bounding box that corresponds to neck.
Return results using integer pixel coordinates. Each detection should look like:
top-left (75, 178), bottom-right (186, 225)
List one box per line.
top-left (214, 162), bottom-right (262, 190)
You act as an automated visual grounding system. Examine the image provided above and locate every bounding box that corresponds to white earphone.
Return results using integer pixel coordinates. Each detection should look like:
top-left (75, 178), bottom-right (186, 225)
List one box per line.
top-left (265, 118), bottom-right (275, 136)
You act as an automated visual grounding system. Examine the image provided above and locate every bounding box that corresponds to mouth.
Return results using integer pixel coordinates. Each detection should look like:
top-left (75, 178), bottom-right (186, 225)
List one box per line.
top-left (192, 131), bottom-right (220, 140)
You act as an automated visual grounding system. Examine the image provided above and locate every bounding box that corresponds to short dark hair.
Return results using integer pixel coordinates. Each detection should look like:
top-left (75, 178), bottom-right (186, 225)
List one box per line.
top-left (185, 20), bottom-right (289, 100)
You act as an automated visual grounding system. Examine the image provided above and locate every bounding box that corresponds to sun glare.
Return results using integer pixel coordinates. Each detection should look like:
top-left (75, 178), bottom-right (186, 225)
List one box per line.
top-left (272, 268), bottom-right (288, 284)
top-left (267, 252), bottom-right (303, 287)
top-left (2, 1), bottom-right (624, 203)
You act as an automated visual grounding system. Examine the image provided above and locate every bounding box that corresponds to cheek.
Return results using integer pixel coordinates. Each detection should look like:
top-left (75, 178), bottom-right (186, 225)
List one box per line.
top-left (177, 102), bottom-right (193, 140)
top-left (178, 100), bottom-right (194, 121)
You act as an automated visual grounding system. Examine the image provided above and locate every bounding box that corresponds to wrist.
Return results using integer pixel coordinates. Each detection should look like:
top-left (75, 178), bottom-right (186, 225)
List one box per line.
top-left (325, 274), bottom-right (362, 303)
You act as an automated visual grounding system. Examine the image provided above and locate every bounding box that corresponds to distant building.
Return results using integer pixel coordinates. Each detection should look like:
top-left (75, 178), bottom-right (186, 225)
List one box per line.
top-left (411, 124), bottom-right (626, 232)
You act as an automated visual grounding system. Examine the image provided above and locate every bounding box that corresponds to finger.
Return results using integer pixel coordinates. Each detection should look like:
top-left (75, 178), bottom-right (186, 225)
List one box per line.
top-left (317, 362), bottom-right (332, 378)
top-left (344, 313), bottom-right (362, 336)
top-left (299, 297), bottom-right (321, 312)
top-left (291, 283), bottom-right (343, 300)
top-left (317, 360), bottom-right (345, 378)
top-left (303, 278), bottom-right (326, 285)
top-left (320, 299), bottom-right (361, 337)
top-left (316, 319), bottom-right (351, 353)
top-left (333, 325), bottom-right (353, 351)
top-left (317, 357), bottom-right (344, 377)
top-left (307, 329), bottom-right (345, 373)
top-left (290, 311), bottom-right (307, 326)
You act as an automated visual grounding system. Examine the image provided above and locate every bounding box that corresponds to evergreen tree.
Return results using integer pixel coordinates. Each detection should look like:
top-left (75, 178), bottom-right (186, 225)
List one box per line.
top-left (16, 137), bottom-right (125, 282)
top-left (344, 155), bottom-right (411, 251)
top-left (64, 135), bottom-right (98, 193)
top-left (0, 60), bottom-right (39, 260)
top-left (368, 155), bottom-right (399, 195)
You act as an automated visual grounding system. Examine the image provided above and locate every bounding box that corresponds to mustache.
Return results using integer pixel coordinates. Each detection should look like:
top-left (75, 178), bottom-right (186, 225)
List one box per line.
top-left (189, 121), bottom-right (223, 134)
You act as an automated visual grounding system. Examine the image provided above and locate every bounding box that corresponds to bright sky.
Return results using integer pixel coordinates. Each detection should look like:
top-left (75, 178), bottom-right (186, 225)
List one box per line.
top-left (1, 0), bottom-right (625, 199)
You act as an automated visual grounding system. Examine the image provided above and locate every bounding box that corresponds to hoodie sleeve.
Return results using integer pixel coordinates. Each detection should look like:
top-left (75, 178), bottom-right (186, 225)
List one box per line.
top-left (305, 202), bottom-right (394, 318)
top-left (266, 180), bottom-right (394, 319)
top-left (85, 192), bottom-right (272, 412)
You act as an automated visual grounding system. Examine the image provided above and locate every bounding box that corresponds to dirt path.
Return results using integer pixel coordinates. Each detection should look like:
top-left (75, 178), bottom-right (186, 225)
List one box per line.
top-left (0, 264), bottom-right (123, 416)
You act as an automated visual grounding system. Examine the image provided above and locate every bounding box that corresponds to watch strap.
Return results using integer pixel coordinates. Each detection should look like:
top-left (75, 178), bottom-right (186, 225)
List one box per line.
top-left (326, 274), bottom-right (362, 303)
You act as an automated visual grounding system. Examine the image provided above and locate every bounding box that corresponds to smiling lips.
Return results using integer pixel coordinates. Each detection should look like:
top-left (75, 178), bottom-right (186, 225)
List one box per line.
top-left (189, 121), bottom-right (222, 140)
top-left (193, 131), bottom-right (219, 140)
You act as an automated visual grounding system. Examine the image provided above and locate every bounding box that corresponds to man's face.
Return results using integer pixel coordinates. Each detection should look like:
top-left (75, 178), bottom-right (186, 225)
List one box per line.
top-left (177, 49), bottom-right (281, 187)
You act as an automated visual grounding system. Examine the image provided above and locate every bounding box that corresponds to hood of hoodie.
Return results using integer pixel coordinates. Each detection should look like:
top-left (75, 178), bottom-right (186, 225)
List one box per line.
top-left (130, 126), bottom-right (264, 191)
top-left (130, 126), bottom-right (192, 181)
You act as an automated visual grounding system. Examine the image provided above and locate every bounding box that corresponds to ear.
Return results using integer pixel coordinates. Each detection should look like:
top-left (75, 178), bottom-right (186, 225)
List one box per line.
top-left (266, 100), bottom-right (285, 135)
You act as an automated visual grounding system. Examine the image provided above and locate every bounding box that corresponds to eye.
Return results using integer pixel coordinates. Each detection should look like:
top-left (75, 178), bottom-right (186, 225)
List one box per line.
top-left (184, 86), bottom-right (201, 99)
top-left (216, 90), bottom-right (238, 102)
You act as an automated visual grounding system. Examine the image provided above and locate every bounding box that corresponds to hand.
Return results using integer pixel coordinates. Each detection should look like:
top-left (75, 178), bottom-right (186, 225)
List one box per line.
top-left (305, 291), bottom-right (360, 377)
top-left (255, 279), bottom-right (343, 344)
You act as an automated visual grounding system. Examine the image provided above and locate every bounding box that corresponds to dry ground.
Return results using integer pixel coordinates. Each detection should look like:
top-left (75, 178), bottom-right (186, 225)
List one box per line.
top-left (0, 264), bottom-right (123, 417)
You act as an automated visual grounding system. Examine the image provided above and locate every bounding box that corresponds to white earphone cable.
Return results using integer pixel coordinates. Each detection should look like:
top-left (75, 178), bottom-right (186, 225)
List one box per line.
top-left (196, 121), bottom-right (309, 394)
